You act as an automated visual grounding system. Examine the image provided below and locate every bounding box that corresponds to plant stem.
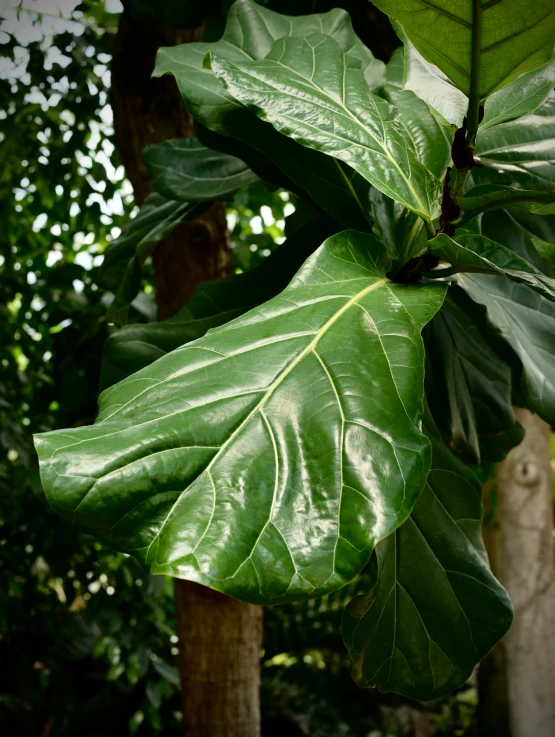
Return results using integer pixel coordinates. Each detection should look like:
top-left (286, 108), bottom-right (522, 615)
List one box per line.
top-left (424, 219), bottom-right (435, 239)
top-left (466, 0), bottom-right (482, 144)
top-left (439, 0), bottom-right (482, 232)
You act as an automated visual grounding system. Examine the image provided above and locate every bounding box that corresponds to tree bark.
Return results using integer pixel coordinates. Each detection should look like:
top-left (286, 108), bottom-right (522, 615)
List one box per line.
top-left (111, 8), bottom-right (262, 736)
top-left (175, 580), bottom-right (263, 737)
top-left (480, 409), bottom-right (555, 737)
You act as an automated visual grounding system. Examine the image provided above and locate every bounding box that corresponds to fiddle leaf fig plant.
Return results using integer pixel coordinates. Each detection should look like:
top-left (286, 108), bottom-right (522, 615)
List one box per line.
top-left (34, 0), bottom-right (555, 701)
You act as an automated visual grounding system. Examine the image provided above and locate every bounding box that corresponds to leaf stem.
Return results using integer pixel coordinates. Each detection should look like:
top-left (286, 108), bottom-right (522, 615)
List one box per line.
top-left (438, 0), bottom-right (482, 233)
top-left (466, 0), bottom-right (482, 143)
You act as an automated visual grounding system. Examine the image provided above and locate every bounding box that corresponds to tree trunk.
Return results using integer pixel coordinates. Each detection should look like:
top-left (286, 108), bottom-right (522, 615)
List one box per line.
top-left (111, 8), bottom-right (262, 736)
top-left (480, 409), bottom-right (555, 737)
top-left (175, 580), bottom-right (263, 737)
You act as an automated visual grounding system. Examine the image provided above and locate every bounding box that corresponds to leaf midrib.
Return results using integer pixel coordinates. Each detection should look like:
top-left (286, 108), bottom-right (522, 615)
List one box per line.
top-left (146, 276), bottom-right (389, 565)
top-left (217, 44), bottom-right (431, 216)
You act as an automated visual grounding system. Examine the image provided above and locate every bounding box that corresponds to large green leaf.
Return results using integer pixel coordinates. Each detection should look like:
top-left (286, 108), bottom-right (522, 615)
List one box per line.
top-left (430, 233), bottom-right (555, 302)
top-left (475, 92), bottom-right (555, 190)
top-left (95, 194), bottom-right (209, 324)
top-left (143, 137), bottom-right (260, 202)
top-left (35, 231), bottom-right (446, 605)
top-left (99, 216), bottom-right (337, 389)
top-left (153, 0), bottom-right (383, 229)
top-left (211, 34), bottom-right (442, 220)
top-left (401, 33), bottom-right (555, 132)
top-left (373, 0), bottom-right (555, 101)
top-left (342, 428), bottom-right (512, 701)
top-left (424, 287), bottom-right (523, 464)
top-left (458, 273), bottom-right (555, 425)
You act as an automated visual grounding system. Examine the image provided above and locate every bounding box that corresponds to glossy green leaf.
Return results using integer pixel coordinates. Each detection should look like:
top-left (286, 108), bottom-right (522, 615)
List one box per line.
top-left (143, 137), bottom-right (260, 202)
top-left (424, 287), bottom-right (523, 464)
top-left (211, 34), bottom-right (442, 220)
top-left (35, 231), bottom-right (446, 605)
top-left (384, 87), bottom-right (452, 180)
top-left (458, 273), bottom-right (555, 425)
top-left (99, 216), bottom-right (337, 389)
top-left (456, 184), bottom-right (555, 222)
top-left (342, 428), bottom-right (513, 701)
top-left (397, 27), bottom-right (467, 128)
top-left (475, 92), bottom-right (555, 190)
top-left (430, 233), bottom-right (555, 302)
top-left (153, 0), bottom-right (383, 229)
top-left (95, 194), bottom-right (209, 325)
top-left (374, 0), bottom-right (555, 100)
top-left (480, 53), bottom-right (555, 130)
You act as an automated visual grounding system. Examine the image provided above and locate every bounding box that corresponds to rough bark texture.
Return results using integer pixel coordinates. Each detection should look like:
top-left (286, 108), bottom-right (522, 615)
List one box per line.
top-left (175, 580), bottom-right (263, 737)
top-left (111, 8), bottom-right (262, 737)
top-left (480, 409), bottom-right (555, 737)
top-left (110, 7), bottom-right (232, 316)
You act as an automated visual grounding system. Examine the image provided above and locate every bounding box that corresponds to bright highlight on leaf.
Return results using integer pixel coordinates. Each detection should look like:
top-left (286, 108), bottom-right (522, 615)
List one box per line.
top-left (342, 428), bottom-right (513, 701)
top-left (211, 34), bottom-right (442, 220)
top-left (35, 232), bottom-right (446, 605)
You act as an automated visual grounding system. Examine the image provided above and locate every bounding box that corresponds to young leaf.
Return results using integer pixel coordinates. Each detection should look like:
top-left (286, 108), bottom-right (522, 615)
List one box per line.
top-left (367, 189), bottom-right (427, 264)
top-left (424, 287), bottom-right (523, 464)
top-left (475, 92), bottom-right (555, 190)
top-left (458, 273), bottom-right (555, 426)
top-left (153, 0), bottom-right (383, 229)
top-left (95, 194), bottom-right (209, 325)
top-left (99, 216), bottom-right (338, 389)
top-left (342, 429), bottom-right (513, 702)
top-left (143, 137), bottom-right (260, 202)
top-left (429, 233), bottom-right (555, 302)
top-left (373, 0), bottom-right (555, 100)
top-left (34, 231), bottom-right (446, 605)
top-left (211, 34), bottom-right (442, 220)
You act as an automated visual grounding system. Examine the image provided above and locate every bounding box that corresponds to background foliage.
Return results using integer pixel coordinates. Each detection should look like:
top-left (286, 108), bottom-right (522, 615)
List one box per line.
top-left (3, 1), bottom-right (546, 735)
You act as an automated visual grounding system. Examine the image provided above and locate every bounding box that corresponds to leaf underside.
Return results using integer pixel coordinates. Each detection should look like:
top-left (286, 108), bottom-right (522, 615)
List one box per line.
top-left (373, 0), bottom-right (555, 100)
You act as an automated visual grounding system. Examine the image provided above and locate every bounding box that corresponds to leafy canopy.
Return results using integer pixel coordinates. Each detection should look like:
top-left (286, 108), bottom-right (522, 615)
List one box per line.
top-left (34, 0), bottom-right (555, 701)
